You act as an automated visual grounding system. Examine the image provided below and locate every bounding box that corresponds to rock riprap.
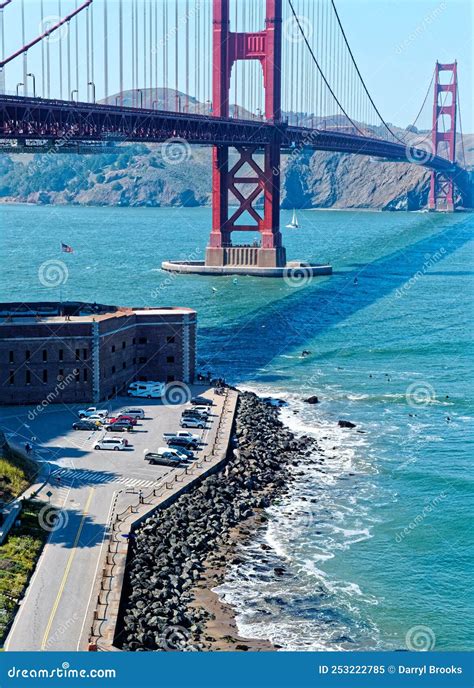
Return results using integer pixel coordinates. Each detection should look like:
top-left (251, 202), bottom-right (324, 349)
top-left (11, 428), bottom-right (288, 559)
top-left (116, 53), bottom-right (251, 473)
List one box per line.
top-left (117, 390), bottom-right (315, 651)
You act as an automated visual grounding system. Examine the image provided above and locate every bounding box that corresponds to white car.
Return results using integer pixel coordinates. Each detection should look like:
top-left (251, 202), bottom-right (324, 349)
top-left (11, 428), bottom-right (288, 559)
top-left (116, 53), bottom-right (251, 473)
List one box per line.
top-left (78, 406), bottom-right (108, 419)
top-left (88, 414), bottom-right (109, 424)
top-left (94, 437), bottom-right (127, 451)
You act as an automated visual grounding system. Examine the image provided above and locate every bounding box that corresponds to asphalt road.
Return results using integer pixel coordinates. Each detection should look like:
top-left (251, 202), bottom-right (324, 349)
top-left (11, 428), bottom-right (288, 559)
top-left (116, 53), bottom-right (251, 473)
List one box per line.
top-left (0, 389), bottom-right (217, 651)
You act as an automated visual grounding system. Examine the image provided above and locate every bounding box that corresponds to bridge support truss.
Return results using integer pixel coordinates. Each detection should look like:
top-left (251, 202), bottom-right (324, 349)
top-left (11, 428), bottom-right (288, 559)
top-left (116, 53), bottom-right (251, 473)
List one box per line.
top-left (428, 61), bottom-right (458, 212)
top-left (205, 0), bottom-right (286, 269)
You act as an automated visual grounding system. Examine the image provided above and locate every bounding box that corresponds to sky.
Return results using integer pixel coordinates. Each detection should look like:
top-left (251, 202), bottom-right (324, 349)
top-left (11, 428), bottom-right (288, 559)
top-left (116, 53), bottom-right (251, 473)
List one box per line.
top-left (1, 0), bottom-right (472, 132)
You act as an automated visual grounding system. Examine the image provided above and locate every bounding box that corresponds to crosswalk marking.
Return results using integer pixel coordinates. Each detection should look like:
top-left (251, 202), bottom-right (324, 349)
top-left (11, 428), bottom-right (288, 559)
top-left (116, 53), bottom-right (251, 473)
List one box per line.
top-left (50, 467), bottom-right (157, 490)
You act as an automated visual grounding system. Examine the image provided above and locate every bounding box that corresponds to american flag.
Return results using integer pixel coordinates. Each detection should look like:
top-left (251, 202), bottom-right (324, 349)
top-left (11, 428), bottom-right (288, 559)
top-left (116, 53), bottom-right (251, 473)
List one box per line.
top-left (61, 242), bottom-right (74, 253)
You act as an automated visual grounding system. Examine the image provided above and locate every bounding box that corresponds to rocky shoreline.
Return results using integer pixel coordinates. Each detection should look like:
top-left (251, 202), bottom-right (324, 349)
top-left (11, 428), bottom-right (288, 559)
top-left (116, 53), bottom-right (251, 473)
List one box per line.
top-left (117, 390), bottom-right (316, 651)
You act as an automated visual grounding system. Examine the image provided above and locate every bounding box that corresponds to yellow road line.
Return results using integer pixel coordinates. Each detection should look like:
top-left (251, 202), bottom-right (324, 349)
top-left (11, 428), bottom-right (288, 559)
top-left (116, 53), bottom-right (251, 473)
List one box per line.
top-left (41, 487), bottom-right (95, 650)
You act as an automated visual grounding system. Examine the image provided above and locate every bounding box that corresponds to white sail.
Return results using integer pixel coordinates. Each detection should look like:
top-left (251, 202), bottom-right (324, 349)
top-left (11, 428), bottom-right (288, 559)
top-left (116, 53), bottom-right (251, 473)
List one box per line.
top-left (286, 209), bottom-right (299, 228)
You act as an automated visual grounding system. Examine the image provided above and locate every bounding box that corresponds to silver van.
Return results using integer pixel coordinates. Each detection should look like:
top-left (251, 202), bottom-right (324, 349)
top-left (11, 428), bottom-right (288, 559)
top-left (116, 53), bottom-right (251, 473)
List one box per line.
top-left (94, 437), bottom-right (127, 451)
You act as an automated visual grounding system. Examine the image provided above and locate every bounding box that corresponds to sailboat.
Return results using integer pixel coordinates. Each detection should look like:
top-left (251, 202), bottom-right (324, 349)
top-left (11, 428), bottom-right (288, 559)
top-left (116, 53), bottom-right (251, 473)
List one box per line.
top-left (286, 209), bottom-right (299, 229)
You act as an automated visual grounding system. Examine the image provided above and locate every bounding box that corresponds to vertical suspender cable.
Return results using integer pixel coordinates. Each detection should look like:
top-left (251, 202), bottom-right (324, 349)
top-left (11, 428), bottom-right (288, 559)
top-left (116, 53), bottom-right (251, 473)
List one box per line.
top-left (119, 0), bottom-right (123, 104)
top-left (163, 2), bottom-right (168, 109)
top-left (75, 0), bottom-right (79, 98)
top-left (155, 0), bottom-right (158, 106)
top-left (86, 5), bottom-right (90, 96)
top-left (90, 0), bottom-right (94, 97)
top-left (144, 1), bottom-right (147, 102)
top-left (174, 0), bottom-right (178, 110)
top-left (58, 0), bottom-right (63, 99)
top-left (104, 0), bottom-right (108, 100)
top-left (149, 0), bottom-right (153, 105)
top-left (40, 0), bottom-right (45, 97)
top-left (21, 0), bottom-right (27, 95)
top-left (202, 0), bottom-right (206, 110)
top-left (131, 0), bottom-right (135, 104)
top-left (185, 0), bottom-right (189, 111)
top-left (67, 13), bottom-right (71, 100)
top-left (135, 0), bottom-right (139, 106)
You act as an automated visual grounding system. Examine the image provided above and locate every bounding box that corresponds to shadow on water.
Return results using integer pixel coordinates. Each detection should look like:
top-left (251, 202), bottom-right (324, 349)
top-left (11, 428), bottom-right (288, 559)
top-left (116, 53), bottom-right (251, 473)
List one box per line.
top-left (200, 218), bottom-right (473, 380)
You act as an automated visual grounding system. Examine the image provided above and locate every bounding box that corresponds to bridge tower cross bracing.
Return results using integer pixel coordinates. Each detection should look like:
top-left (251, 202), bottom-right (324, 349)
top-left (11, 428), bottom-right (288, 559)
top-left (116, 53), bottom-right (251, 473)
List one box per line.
top-left (206, 0), bottom-right (286, 269)
top-left (428, 61), bottom-right (458, 212)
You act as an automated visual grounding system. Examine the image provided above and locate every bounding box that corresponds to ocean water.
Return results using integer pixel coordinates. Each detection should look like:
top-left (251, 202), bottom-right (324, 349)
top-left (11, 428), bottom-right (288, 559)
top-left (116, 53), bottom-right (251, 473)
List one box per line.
top-left (1, 203), bottom-right (473, 651)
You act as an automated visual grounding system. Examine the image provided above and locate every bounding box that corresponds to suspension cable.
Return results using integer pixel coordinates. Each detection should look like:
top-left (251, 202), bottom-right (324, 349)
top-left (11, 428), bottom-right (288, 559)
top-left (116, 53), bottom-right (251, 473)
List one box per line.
top-left (330, 0), bottom-right (404, 142)
top-left (287, 0), bottom-right (366, 136)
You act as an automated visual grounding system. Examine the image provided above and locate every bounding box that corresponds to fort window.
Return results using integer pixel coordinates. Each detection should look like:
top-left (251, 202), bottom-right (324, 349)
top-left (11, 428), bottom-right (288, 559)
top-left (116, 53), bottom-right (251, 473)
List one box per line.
top-left (112, 365), bottom-right (116, 374)
top-left (42, 370), bottom-right (48, 383)
top-left (9, 351), bottom-right (14, 363)
top-left (122, 361), bottom-right (126, 369)
top-left (8, 371), bottom-right (14, 385)
top-left (74, 369), bottom-right (80, 383)
top-left (138, 337), bottom-right (147, 345)
top-left (122, 341), bottom-right (126, 349)
top-left (75, 349), bottom-right (80, 361)
top-left (59, 349), bottom-right (64, 361)
top-left (83, 369), bottom-right (88, 382)
top-left (167, 336), bottom-right (175, 344)
top-left (25, 350), bottom-right (30, 361)
top-left (138, 356), bottom-right (147, 364)
top-left (166, 355), bottom-right (175, 364)
top-left (58, 369), bottom-right (64, 380)
top-left (111, 344), bottom-right (116, 353)
top-left (83, 348), bottom-right (88, 360)
top-left (42, 350), bottom-right (47, 362)
top-left (25, 370), bottom-right (31, 385)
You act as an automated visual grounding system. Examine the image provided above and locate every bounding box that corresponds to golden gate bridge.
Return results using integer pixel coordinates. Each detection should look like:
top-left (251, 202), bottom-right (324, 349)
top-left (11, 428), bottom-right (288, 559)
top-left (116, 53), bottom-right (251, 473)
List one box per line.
top-left (0, 0), bottom-right (470, 274)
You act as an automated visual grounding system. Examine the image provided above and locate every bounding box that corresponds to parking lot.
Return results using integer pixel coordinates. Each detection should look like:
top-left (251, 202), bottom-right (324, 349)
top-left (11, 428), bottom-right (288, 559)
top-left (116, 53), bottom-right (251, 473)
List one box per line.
top-left (2, 385), bottom-right (230, 651)
top-left (0, 385), bottom-right (220, 496)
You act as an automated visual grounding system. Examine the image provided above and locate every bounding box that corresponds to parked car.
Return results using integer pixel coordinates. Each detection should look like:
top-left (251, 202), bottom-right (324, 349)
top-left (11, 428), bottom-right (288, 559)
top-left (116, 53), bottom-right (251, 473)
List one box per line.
top-left (182, 408), bottom-right (209, 420)
top-left (191, 396), bottom-right (213, 406)
top-left (180, 416), bottom-right (206, 429)
top-left (88, 414), bottom-right (109, 424)
top-left (72, 420), bottom-right (99, 431)
top-left (110, 415), bottom-right (138, 426)
top-left (106, 421), bottom-right (133, 432)
top-left (145, 448), bottom-right (187, 465)
top-left (167, 444), bottom-right (195, 459)
top-left (117, 407), bottom-right (145, 420)
top-left (163, 431), bottom-right (200, 449)
top-left (94, 437), bottom-right (127, 451)
top-left (78, 406), bottom-right (108, 419)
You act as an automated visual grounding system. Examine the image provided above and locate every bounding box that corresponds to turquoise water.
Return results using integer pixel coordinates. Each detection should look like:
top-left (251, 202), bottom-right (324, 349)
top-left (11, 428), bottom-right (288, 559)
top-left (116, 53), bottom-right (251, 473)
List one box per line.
top-left (1, 203), bottom-right (473, 651)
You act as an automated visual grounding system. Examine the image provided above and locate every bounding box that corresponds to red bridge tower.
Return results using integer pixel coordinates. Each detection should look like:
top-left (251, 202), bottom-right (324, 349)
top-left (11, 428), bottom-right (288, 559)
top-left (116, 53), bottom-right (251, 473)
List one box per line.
top-left (428, 61), bottom-right (458, 212)
top-left (206, 0), bottom-right (285, 269)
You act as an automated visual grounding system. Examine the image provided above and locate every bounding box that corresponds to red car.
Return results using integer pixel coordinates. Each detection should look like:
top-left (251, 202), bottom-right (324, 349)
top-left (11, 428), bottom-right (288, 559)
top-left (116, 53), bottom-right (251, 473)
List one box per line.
top-left (109, 415), bottom-right (138, 426)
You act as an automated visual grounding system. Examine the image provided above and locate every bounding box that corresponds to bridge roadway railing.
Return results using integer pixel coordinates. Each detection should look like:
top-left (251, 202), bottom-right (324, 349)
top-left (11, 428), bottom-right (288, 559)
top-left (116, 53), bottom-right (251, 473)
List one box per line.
top-left (0, 95), bottom-right (461, 177)
top-left (85, 387), bottom-right (238, 651)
